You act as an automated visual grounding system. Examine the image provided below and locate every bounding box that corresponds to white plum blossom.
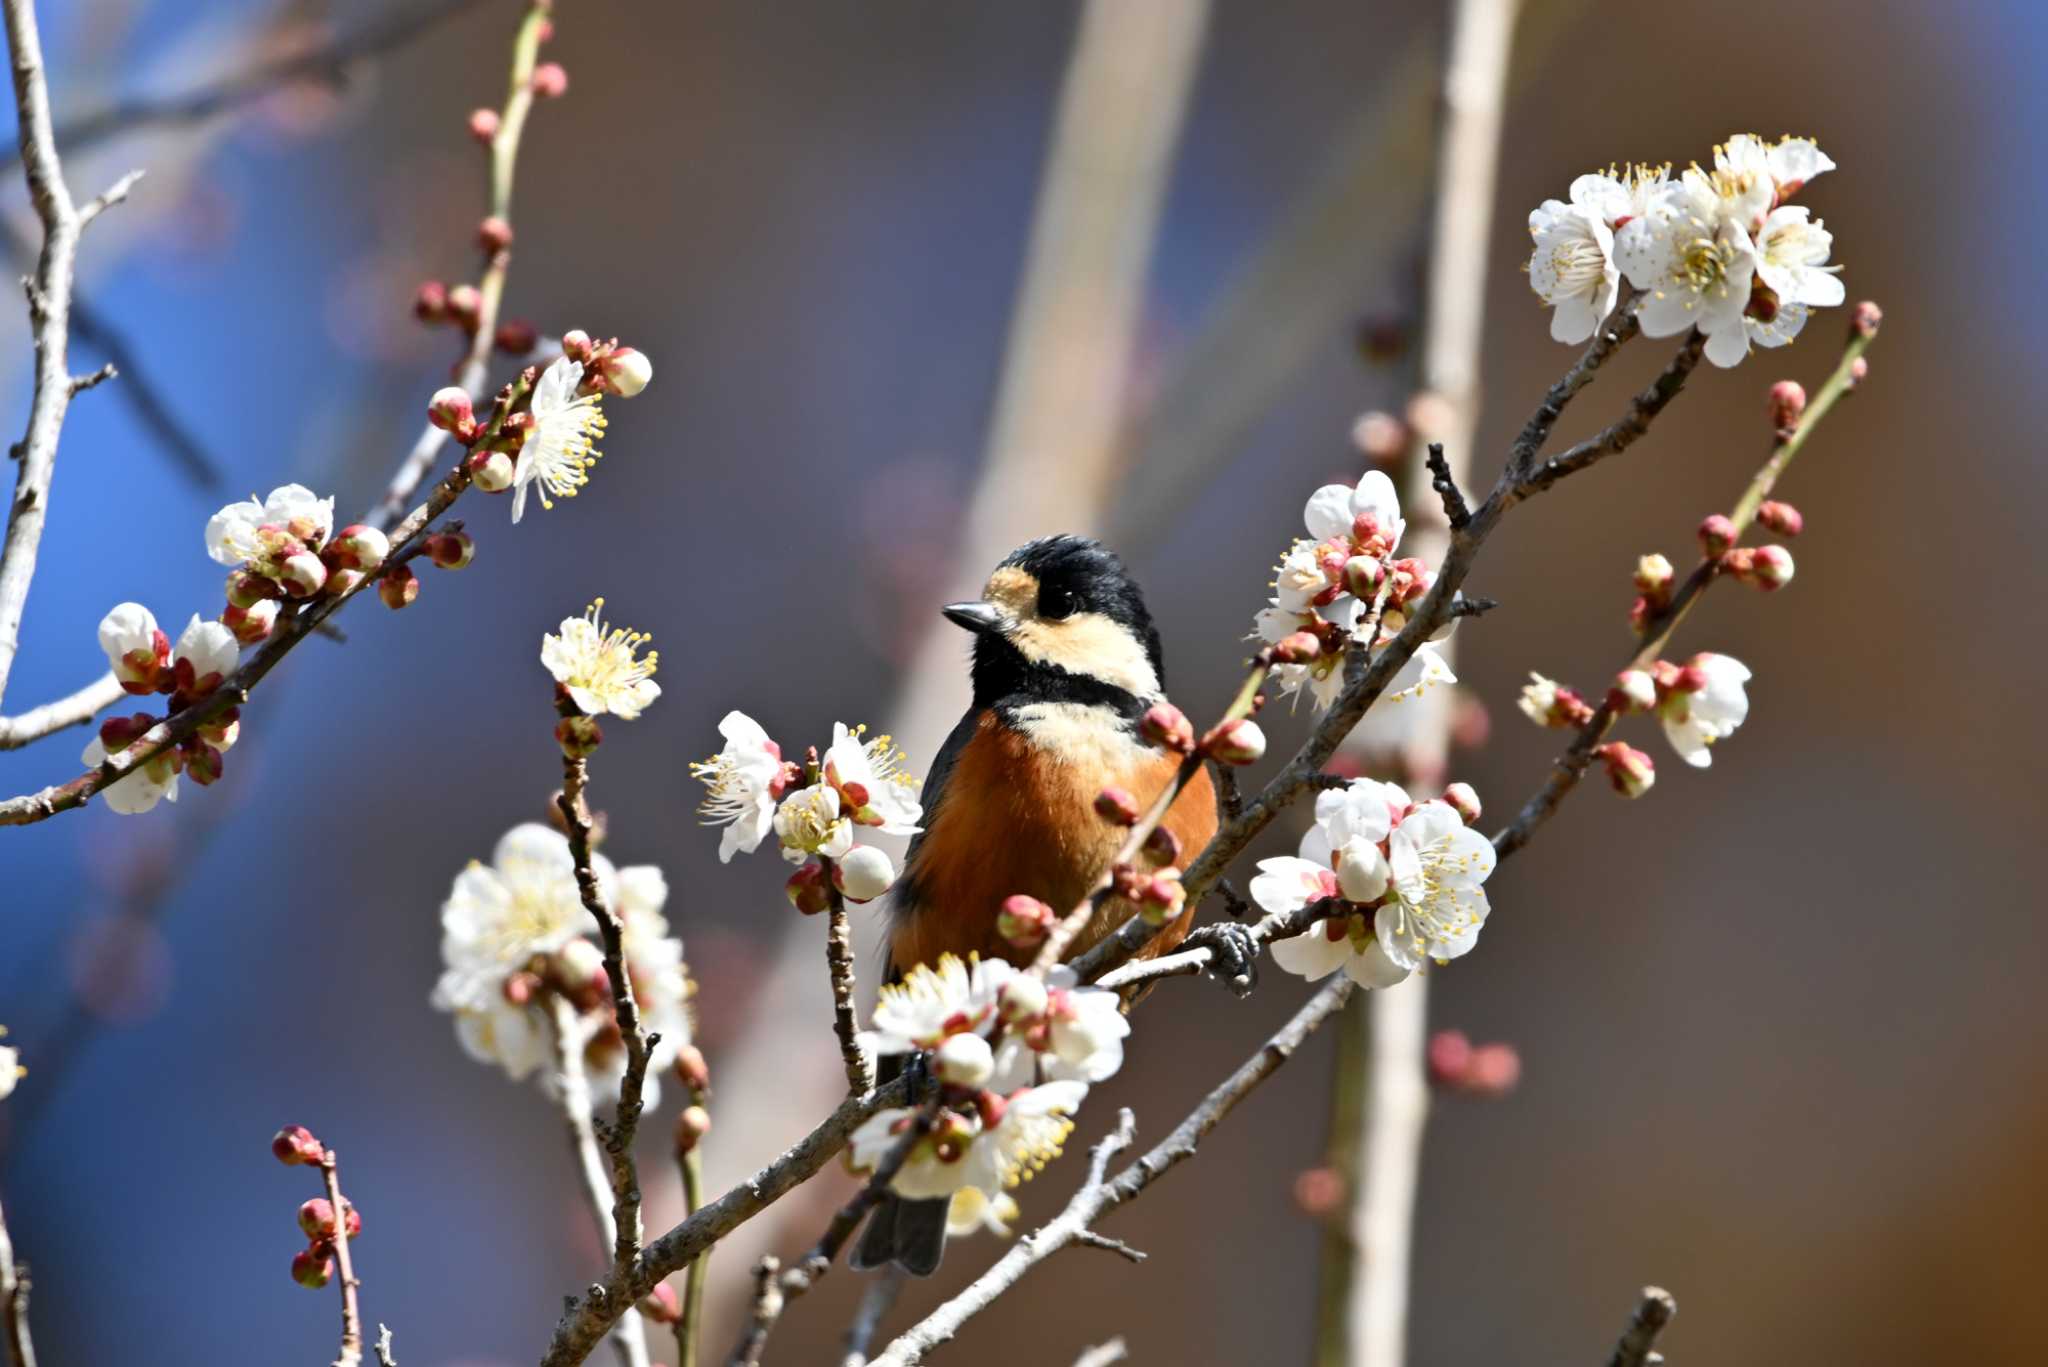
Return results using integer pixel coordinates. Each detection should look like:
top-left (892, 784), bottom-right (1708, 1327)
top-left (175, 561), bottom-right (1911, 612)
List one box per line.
top-left (172, 615), bottom-right (238, 698)
top-left (833, 844), bottom-right (897, 903)
top-left (1303, 470), bottom-right (1405, 553)
top-left (1658, 652), bottom-right (1752, 767)
top-left (0, 1036), bottom-right (18, 1100)
top-left (1753, 206), bottom-right (1843, 309)
top-left (991, 970), bottom-right (1128, 1088)
top-left (824, 722), bottom-right (923, 836)
top-left (81, 724), bottom-right (180, 815)
top-left (1255, 855), bottom-right (1410, 989)
top-left (691, 711), bottom-right (786, 862)
top-left (1379, 800), bottom-right (1495, 971)
top-left (434, 824), bottom-right (589, 1022)
top-left (849, 1078), bottom-right (1092, 1202)
top-left (859, 953), bottom-right (1012, 1057)
top-left (773, 783), bottom-right (853, 863)
top-left (1617, 175), bottom-right (1759, 368)
top-left (512, 357), bottom-right (607, 523)
top-left (1528, 191), bottom-right (1619, 344)
top-left (99, 602), bottom-right (168, 693)
top-left (205, 483), bottom-right (334, 565)
top-left (960, 1080), bottom-right (1087, 1194)
top-left (542, 598), bottom-right (660, 719)
top-left (1274, 541), bottom-right (1332, 613)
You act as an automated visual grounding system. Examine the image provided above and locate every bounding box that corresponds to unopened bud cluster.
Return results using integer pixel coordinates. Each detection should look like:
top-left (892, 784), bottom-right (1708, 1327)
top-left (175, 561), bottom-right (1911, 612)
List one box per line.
top-left (1426, 1029), bottom-right (1522, 1097)
top-left (272, 1127), bottom-right (361, 1291)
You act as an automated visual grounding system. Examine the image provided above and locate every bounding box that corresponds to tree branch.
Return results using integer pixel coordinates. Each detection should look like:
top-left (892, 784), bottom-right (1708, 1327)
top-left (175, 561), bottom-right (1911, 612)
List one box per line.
top-left (548, 997), bottom-right (652, 1367)
top-left (0, 1192), bottom-right (35, 1367)
top-left (0, 669), bottom-right (120, 749)
top-left (0, 0), bottom-right (132, 712)
top-left (1606, 1286), bottom-right (1677, 1367)
top-left (817, 864), bottom-right (875, 1094)
top-left (318, 1149), bottom-right (364, 1367)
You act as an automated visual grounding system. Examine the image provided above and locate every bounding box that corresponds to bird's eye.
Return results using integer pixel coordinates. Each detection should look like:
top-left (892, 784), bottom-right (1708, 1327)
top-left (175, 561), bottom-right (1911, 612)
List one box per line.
top-left (1038, 585), bottom-right (1077, 621)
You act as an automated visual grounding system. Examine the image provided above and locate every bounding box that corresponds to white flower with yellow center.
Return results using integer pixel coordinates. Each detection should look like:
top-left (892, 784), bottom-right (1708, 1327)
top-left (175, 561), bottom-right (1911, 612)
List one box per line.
top-left (1753, 206), bottom-right (1843, 310)
top-left (512, 357), bottom-right (607, 523)
top-left (991, 970), bottom-right (1129, 1089)
top-left (860, 953), bottom-right (1011, 1056)
top-left (773, 783), bottom-right (854, 864)
top-left (1617, 174), bottom-right (1758, 368)
top-left (961, 1080), bottom-right (1089, 1194)
top-left (946, 1186), bottom-right (1019, 1238)
top-left (81, 725), bottom-right (180, 815)
top-left (1378, 800), bottom-right (1495, 971)
top-left (690, 710), bottom-right (784, 862)
top-left (542, 598), bottom-right (660, 719)
top-left (433, 823), bottom-right (588, 1000)
top-left (824, 722), bottom-right (923, 836)
top-left (1528, 195), bottom-right (1618, 344)
top-left (205, 483), bottom-right (334, 565)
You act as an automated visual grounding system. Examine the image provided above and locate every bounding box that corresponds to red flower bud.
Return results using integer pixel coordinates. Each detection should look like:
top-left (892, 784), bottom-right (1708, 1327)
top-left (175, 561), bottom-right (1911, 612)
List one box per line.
top-left (1093, 786), bottom-right (1141, 826)
top-left (477, 216), bottom-right (513, 255)
top-left (640, 1282), bottom-right (682, 1324)
top-left (1748, 544), bottom-right (1795, 591)
top-left (784, 862), bottom-right (831, 915)
top-left (1697, 513), bottom-right (1736, 557)
top-left (1272, 630), bottom-right (1321, 665)
top-left (425, 531), bottom-right (475, 571)
top-left (1202, 717), bottom-right (1266, 765)
top-left (1851, 300), bottom-right (1882, 339)
top-left (377, 567), bottom-right (420, 611)
top-left (428, 387), bottom-right (473, 432)
top-left (1139, 702), bottom-right (1195, 754)
top-left (446, 284), bottom-right (482, 331)
top-left (272, 1125), bottom-right (324, 1166)
top-left (673, 1044), bottom-right (711, 1099)
top-left (467, 108), bottom-right (500, 143)
top-left (1140, 825), bottom-right (1181, 870)
top-left (468, 449), bottom-right (514, 492)
top-left (1757, 501), bottom-right (1803, 538)
top-left (1425, 1029), bottom-right (1474, 1088)
top-left (298, 1197), bottom-right (337, 1240)
top-left (413, 280), bottom-right (448, 323)
top-left (531, 62), bottom-right (568, 98)
top-left (996, 894), bottom-right (1056, 949)
top-left (494, 319), bottom-right (539, 355)
top-left (674, 1105), bottom-right (711, 1157)
top-left (291, 1247), bottom-right (333, 1289)
top-left (1766, 379), bottom-right (1806, 434)
top-left (556, 715), bottom-right (603, 758)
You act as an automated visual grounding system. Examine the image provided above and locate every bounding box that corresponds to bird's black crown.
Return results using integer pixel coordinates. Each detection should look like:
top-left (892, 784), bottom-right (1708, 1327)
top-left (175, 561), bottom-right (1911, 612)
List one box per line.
top-left (965, 535), bottom-right (1165, 711)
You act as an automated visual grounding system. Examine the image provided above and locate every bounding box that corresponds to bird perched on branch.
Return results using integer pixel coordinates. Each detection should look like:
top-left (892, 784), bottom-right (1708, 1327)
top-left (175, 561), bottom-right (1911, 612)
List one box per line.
top-left (853, 534), bottom-right (1217, 1275)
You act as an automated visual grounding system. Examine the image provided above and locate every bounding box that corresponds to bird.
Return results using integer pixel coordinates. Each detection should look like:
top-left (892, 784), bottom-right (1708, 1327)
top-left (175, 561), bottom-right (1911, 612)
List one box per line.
top-left (852, 534), bottom-right (1218, 1276)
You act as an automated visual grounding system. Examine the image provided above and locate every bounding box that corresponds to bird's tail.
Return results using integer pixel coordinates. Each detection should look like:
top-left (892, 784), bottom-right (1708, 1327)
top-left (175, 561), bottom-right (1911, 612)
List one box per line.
top-left (849, 1050), bottom-right (950, 1275)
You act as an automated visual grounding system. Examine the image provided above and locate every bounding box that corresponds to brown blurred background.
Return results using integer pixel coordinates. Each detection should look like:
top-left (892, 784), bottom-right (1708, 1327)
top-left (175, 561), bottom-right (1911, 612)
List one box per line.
top-left (2, 1), bottom-right (2042, 1364)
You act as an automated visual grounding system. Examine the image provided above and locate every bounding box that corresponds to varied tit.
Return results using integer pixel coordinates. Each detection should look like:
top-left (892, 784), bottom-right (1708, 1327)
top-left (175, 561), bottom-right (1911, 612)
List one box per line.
top-left (853, 534), bottom-right (1217, 1275)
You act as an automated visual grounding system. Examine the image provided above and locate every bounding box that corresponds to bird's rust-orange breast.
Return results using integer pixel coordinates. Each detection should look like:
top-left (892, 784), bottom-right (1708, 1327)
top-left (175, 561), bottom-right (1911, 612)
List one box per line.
top-left (891, 709), bottom-right (1216, 975)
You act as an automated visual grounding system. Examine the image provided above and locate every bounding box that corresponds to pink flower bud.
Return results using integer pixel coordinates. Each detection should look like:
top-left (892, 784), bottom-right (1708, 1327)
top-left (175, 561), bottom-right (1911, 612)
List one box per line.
top-left (467, 108), bottom-right (500, 142)
top-left (181, 740), bottom-right (225, 787)
top-left (1611, 669), bottom-right (1657, 713)
top-left (494, 319), bottom-right (539, 355)
top-left (555, 715), bottom-right (603, 758)
top-left (291, 1247), bottom-right (333, 1289)
top-left (1633, 553), bottom-right (1673, 599)
top-left (298, 1198), bottom-right (337, 1240)
top-left (377, 567), bottom-right (420, 611)
top-left (1756, 501), bottom-right (1803, 538)
top-left (1749, 544), bottom-right (1795, 591)
top-left (446, 284), bottom-right (482, 331)
top-left (1139, 702), bottom-right (1195, 754)
top-left (1341, 555), bottom-right (1382, 600)
top-left (997, 894), bottom-right (1056, 949)
top-left (1851, 300), bottom-right (1882, 339)
top-left (1766, 380), bottom-right (1806, 434)
top-left (598, 347), bottom-right (653, 398)
top-left (531, 62), bottom-right (569, 98)
top-left (272, 1125), bottom-right (324, 1166)
top-left (1595, 742), bottom-right (1655, 799)
top-left (1425, 1029), bottom-right (1473, 1089)
top-left (560, 329), bottom-right (594, 362)
top-left (1849, 356), bottom-right (1869, 386)
top-left (468, 449), bottom-right (515, 492)
top-left (640, 1283), bottom-right (682, 1325)
top-left (275, 548), bottom-right (326, 599)
top-left (1697, 513), bottom-right (1736, 556)
top-left (1293, 1166), bottom-right (1346, 1218)
top-left (477, 216), bottom-right (513, 255)
top-left (1440, 782), bottom-right (1481, 823)
top-left (330, 525), bottom-right (390, 574)
top-left (1272, 630), bottom-right (1321, 665)
top-left (1463, 1043), bottom-right (1522, 1097)
top-left (832, 844), bottom-right (895, 903)
top-left (674, 1105), bottom-right (711, 1156)
top-left (1202, 717), bottom-right (1266, 766)
top-left (1350, 409), bottom-right (1408, 465)
top-left (1093, 786), bottom-right (1141, 826)
top-left (225, 569), bottom-right (279, 608)
top-left (425, 531), bottom-right (475, 570)
top-left (222, 600), bottom-right (279, 646)
top-left (413, 280), bottom-right (448, 323)
top-left (1136, 869), bottom-right (1187, 926)
top-left (673, 1045), bottom-right (711, 1099)
top-left (784, 862), bottom-right (831, 915)
top-left (428, 387), bottom-right (474, 432)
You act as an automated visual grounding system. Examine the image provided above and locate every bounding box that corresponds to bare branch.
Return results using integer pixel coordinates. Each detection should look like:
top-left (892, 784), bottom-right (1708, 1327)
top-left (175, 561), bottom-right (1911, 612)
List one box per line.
top-left (0, 0), bottom-right (127, 712)
top-left (318, 1149), bottom-right (364, 1367)
top-left (1606, 1287), bottom-right (1678, 1367)
top-left (1071, 1340), bottom-right (1128, 1367)
top-left (0, 670), bottom-right (121, 749)
top-left (818, 865), bottom-right (875, 1093)
top-left (1424, 442), bottom-right (1470, 529)
top-left (838, 1266), bottom-right (906, 1367)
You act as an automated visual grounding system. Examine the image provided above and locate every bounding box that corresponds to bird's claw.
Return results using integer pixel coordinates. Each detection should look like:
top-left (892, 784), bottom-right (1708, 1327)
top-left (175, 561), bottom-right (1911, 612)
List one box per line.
top-left (1189, 921), bottom-right (1259, 998)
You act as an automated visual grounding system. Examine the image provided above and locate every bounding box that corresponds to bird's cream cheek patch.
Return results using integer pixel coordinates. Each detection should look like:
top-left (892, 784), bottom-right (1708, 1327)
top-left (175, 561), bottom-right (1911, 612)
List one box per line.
top-left (1009, 613), bottom-right (1159, 699)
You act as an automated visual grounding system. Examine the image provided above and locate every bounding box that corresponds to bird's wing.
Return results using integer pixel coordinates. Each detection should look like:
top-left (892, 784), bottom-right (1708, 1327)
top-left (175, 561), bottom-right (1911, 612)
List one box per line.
top-left (888, 707), bottom-right (984, 938)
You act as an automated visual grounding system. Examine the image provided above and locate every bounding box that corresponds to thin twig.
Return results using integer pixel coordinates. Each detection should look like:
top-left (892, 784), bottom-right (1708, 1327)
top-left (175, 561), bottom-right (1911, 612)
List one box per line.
top-left (374, 1324), bottom-right (397, 1367)
top-left (839, 1265), bottom-right (907, 1367)
top-left (1606, 1287), bottom-right (1677, 1367)
top-left (1423, 442), bottom-right (1470, 528)
top-left (0, 670), bottom-right (121, 750)
top-left (725, 1257), bottom-right (783, 1367)
top-left (1071, 1340), bottom-right (1129, 1367)
top-left (318, 1149), bottom-right (363, 1367)
top-left (676, 1132), bottom-right (709, 1367)
top-left (869, 978), bottom-right (1355, 1366)
top-left (1072, 1230), bottom-right (1145, 1263)
top-left (1492, 316), bottom-right (1879, 859)
top-left (0, 1193), bottom-right (36, 1367)
top-left (819, 865), bottom-right (875, 1093)
top-left (557, 756), bottom-right (656, 1278)
top-left (0, 0), bottom-right (131, 713)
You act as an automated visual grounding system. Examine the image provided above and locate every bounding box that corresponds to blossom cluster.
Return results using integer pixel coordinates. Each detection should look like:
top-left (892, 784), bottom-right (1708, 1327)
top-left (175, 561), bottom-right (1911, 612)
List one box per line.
top-left (431, 823), bottom-right (694, 1107)
top-left (1253, 776), bottom-right (1496, 988)
top-left (207, 482), bottom-right (391, 629)
top-left (848, 953), bottom-right (1126, 1235)
top-left (1522, 650), bottom-right (1752, 796)
top-left (1528, 134), bottom-right (1843, 367)
top-left (1249, 470), bottom-right (1455, 711)
top-left (691, 711), bottom-right (921, 905)
top-left (269, 1125), bottom-right (362, 1291)
top-left (84, 603), bottom-right (242, 813)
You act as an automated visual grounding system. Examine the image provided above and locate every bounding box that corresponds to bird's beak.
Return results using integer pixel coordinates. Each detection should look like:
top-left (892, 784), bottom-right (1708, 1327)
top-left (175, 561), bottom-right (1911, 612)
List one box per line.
top-left (942, 600), bottom-right (1006, 635)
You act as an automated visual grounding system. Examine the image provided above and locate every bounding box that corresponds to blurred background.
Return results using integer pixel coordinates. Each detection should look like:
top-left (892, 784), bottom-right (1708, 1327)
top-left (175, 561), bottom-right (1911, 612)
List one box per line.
top-left (1, 0), bottom-right (2042, 1364)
